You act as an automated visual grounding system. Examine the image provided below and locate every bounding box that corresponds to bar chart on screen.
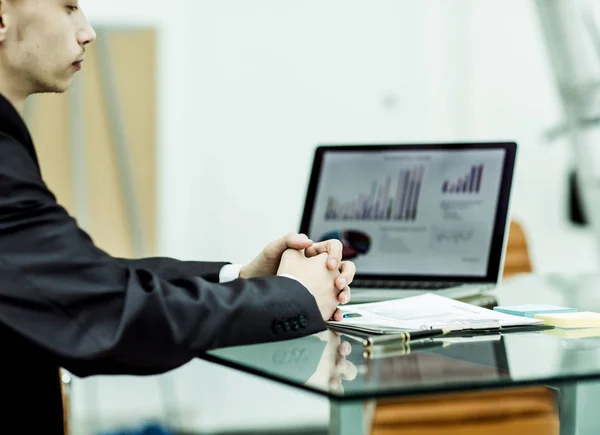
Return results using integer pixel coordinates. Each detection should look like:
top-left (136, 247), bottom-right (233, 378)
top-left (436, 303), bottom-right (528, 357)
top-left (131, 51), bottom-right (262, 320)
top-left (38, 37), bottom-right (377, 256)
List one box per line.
top-left (324, 164), bottom-right (426, 221)
top-left (442, 164), bottom-right (484, 194)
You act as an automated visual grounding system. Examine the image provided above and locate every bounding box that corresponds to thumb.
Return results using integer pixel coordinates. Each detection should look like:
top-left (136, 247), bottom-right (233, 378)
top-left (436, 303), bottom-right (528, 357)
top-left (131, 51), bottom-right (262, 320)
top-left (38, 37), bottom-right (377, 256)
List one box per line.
top-left (268, 232), bottom-right (313, 256)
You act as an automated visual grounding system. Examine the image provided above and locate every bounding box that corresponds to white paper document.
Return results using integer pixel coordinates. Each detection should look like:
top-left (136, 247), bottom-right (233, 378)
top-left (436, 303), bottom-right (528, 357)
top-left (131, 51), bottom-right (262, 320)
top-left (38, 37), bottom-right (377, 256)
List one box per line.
top-left (329, 293), bottom-right (541, 334)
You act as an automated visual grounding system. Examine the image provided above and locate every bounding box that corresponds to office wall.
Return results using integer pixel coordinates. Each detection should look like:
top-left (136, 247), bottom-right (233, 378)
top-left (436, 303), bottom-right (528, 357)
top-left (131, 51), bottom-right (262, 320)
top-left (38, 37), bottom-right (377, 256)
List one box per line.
top-left (458, 0), bottom-right (598, 273)
top-left (182, 0), bottom-right (471, 263)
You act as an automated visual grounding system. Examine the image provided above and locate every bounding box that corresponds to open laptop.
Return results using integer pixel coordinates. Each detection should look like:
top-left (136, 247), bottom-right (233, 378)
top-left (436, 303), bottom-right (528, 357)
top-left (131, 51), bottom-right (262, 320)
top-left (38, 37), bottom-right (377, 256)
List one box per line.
top-left (299, 142), bottom-right (517, 303)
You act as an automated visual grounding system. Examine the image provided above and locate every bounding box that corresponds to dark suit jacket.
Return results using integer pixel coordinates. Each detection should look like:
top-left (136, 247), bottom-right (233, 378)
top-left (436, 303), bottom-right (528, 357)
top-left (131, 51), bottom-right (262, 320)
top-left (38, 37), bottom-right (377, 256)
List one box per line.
top-left (0, 94), bottom-right (325, 433)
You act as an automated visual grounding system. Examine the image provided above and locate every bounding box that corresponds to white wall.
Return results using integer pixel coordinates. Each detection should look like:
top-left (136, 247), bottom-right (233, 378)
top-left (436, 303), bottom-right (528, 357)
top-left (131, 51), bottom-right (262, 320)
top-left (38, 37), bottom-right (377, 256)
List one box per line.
top-left (183, 0), bottom-right (470, 264)
top-left (82, 0), bottom-right (162, 24)
top-left (73, 0), bottom-right (600, 433)
top-left (459, 0), bottom-right (598, 273)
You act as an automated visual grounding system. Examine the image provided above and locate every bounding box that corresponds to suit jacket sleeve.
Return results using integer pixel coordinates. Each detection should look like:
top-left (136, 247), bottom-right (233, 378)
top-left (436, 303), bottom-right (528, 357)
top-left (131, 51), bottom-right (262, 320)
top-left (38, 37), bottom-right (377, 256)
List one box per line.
top-left (116, 257), bottom-right (228, 283)
top-left (0, 140), bottom-right (326, 377)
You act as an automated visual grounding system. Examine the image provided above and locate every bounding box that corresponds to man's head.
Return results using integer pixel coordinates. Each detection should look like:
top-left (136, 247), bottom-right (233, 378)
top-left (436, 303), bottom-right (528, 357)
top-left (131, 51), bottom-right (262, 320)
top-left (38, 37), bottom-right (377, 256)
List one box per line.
top-left (0, 0), bottom-right (95, 102)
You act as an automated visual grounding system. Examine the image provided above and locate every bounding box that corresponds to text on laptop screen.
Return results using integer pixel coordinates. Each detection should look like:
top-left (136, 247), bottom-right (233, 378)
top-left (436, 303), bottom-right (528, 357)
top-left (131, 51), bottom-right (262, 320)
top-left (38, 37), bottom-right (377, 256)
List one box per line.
top-left (307, 149), bottom-right (506, 277)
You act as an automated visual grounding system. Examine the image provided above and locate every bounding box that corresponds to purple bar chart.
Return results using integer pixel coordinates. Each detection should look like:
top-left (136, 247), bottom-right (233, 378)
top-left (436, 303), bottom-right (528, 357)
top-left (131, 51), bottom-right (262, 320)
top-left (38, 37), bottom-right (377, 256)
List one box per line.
top-left (442, 164), bottom-right (484, 195)
top-left (325, 165), bottom-right (425, 221)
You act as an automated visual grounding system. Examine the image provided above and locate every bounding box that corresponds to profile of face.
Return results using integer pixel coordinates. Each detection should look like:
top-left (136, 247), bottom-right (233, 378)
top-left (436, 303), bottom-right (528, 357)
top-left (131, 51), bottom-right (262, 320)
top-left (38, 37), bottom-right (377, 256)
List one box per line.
top-left (0, 0), bottom-right (96, 96)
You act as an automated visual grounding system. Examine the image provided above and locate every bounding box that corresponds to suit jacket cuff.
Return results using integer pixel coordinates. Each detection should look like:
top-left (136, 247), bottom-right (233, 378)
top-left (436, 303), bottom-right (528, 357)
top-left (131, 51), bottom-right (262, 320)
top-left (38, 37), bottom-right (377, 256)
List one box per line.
top-left (277, 273), bottom-right (308, 290)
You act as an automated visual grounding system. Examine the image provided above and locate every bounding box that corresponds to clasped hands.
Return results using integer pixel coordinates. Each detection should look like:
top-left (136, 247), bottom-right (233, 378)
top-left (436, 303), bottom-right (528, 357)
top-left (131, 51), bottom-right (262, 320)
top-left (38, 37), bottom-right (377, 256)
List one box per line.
top-left (240, 232), bottom-right (356, 321)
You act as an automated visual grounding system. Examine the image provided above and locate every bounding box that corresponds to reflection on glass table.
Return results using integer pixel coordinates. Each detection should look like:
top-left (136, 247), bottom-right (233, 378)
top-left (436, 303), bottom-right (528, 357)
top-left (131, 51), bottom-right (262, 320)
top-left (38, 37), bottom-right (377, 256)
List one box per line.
top-left (205, 324), bottom-right (600, 402)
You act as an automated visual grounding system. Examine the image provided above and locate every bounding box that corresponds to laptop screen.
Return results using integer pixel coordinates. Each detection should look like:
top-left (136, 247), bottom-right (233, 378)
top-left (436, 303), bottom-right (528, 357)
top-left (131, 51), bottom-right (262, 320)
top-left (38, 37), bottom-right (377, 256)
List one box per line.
top-left (300, 143), bottom-right (516, 283)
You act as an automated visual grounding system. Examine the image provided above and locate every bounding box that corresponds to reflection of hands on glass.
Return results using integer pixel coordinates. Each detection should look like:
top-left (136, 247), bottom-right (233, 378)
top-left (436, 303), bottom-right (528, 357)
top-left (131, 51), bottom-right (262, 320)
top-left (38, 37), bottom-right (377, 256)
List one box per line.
top-left (306, 331), bottom-right (358, 393)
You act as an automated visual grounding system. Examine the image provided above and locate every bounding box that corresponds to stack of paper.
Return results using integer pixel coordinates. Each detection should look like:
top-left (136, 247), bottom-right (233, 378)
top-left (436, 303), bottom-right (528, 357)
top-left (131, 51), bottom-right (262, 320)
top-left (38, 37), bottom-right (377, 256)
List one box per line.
top-left (329, 293), bottom-right (542, 334)
top-left (493, 304), bottom-right (577, 318)
top-left (534, 312), bottom-right (600, 328)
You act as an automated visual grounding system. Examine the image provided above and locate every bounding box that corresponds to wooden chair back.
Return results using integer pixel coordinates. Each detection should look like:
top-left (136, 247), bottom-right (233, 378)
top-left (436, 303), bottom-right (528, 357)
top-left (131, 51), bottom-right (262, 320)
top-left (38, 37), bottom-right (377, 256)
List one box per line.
top-left (502, 220), bottom-right (533, 277)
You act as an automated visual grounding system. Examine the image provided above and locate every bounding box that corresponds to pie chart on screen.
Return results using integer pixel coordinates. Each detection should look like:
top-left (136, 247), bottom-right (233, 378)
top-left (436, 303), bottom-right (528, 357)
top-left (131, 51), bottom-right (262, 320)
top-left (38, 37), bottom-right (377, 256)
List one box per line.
top-left (320, 230), bottom-right (372, 260)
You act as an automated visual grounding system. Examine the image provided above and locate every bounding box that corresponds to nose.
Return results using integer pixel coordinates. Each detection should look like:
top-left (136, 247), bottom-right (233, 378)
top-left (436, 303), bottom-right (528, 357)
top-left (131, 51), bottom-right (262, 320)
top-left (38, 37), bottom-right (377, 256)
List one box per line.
top-left (78, 15), bottom-right (96, 46)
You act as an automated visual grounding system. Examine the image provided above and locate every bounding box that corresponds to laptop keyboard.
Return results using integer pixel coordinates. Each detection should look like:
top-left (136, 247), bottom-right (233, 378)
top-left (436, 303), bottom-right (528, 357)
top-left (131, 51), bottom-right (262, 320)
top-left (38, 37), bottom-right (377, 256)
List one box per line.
top-left (352, 280), bottom-right (463, 290)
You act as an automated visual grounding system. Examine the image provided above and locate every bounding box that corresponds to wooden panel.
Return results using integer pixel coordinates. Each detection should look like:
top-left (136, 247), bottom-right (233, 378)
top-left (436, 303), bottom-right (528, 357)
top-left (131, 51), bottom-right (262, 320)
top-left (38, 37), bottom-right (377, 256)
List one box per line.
top-left (27, 93), bottom-right (73, 212)
top-left (109, 29), bottom-right (157, 256)
top-left (371, 387), bottom-right (558, 435)
top-left (503, 220), bottom-right (533, 277)
top-left (83, 38), bottom-right (134, 257)
top-left (26, 27), bottom-right (157, 258)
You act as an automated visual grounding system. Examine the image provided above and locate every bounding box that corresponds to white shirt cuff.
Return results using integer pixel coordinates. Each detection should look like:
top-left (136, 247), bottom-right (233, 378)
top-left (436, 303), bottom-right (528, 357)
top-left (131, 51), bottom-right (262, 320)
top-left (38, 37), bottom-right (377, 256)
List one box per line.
top-left (219, 264), bottom-right (243, 283)
top-left (219, 264), bottom-right (308, 291)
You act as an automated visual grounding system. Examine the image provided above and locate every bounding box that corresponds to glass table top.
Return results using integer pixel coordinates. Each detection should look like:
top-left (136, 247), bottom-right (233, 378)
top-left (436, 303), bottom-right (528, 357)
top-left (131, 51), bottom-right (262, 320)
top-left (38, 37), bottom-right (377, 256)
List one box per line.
top-left (203, 274), bottom-right (600, 402)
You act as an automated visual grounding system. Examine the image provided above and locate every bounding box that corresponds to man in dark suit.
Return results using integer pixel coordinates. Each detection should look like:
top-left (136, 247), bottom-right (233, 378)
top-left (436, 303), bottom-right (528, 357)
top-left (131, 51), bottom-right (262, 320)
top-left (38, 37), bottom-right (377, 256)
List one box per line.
top-left (0, 1), bottom-right (356, 432)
